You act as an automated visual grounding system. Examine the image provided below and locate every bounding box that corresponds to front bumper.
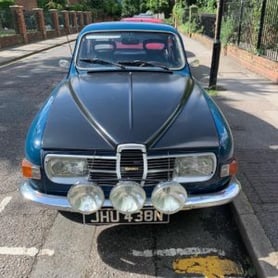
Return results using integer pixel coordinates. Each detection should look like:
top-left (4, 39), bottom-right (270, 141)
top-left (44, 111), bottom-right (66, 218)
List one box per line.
top-left (20, 178), bottom-right (241, 212)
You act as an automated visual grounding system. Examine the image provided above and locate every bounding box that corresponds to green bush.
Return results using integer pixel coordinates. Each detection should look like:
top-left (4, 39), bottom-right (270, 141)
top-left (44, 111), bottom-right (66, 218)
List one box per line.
top-left (196, 0), bottom-right (216, 14)
top-left (180, 18), bottom-right (202, 34)
top-left (172, 1), bottom-right (185, 26)
top-left (164, 17), bottom-right (174, 26)
top-left (221, 17), bottom-right (235, 46)
top-left (67, 4), bottom-right (88, 11)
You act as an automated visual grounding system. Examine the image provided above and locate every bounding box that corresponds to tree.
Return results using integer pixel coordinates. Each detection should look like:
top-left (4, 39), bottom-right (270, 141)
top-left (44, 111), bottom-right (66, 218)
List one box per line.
top-left (196, 0), bottom-right (216, 13)
top-left (147, 0), bottom-right (169, 13)
top-left (102, 0), bottom-right (121, 16)
top-left (85, 0), bottom-right (121, 17)
top-left (0, 0), bottom-right (15, 9)
top-left (38, 0), bottom-right (67, 10)
top-left (121, 0), bottom-right (171, 17)
top-left (121, 0), bottom-right (141, 17)
top-left (147, 0), bottom-right (174, 17)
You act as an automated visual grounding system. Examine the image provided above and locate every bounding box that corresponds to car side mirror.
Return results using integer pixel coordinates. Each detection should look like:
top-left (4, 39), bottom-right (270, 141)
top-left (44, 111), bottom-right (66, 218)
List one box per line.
top-left (59, 59), bottom-right (70, 69)
top-left (190, 59), bottom-right (200, 68)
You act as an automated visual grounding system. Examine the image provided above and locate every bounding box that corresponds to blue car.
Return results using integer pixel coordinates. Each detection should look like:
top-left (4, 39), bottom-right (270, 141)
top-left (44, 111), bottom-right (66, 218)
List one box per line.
top-left (21, 21), bottom-right (240, 224)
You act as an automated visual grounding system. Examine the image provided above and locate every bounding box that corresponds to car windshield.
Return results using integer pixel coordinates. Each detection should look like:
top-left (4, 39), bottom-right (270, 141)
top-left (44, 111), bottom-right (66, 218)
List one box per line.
top-left (76, 31), bottom-right (186, 71)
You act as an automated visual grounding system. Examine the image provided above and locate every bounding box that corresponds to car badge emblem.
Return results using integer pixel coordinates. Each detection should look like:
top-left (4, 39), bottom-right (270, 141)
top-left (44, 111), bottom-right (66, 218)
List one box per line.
top-left (124, 166), bottom-right (139, 171)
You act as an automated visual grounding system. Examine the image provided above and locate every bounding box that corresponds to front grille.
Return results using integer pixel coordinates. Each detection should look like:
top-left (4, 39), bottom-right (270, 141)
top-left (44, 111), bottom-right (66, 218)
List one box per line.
top-left (120, 150), bottom-right (144, 181)
top-left (88, 157), bottom-right (117, 185)
top-left (87, 151), bottom-right (174, 186)
top-left (88, 158), bottom-right (116, 170)
top-left (145, 157), bottom-right (175, 186)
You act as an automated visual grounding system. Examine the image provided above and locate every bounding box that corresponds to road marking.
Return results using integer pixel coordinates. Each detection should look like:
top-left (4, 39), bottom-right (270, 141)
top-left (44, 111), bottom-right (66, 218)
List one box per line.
top-left (0, 196), bottom-right (12, 213)
top-left (259, 251), bottom-right (278, 268)
top-left (132, 248), bottom-right (225, 257)
top-left (0, 247), bottom-right (54, 257)
top-left (173, 255), bottom-right (244, 278)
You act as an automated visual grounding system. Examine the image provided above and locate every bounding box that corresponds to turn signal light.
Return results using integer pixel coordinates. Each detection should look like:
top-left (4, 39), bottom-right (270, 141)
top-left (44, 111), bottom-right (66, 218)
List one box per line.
top-left (22, 158), bottom-right (41, 179)
top-left (229, 160), bottom-right (238, 176)
top-left (220, 160), bottom-right (238, 177)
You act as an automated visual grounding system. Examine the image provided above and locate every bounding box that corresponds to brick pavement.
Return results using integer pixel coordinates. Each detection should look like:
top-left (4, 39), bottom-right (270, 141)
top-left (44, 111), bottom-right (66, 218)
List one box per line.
top-left (183, 34), bottom-right (278, 276)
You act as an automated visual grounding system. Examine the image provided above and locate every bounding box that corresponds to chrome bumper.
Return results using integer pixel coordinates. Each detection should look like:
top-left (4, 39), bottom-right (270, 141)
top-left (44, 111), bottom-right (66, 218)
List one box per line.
top-left (20, 178), bottom-right (241, 213)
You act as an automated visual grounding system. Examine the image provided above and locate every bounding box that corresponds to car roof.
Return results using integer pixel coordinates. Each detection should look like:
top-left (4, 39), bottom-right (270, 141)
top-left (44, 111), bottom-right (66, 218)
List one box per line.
top-left (80, 21), bottom-right (177, 35)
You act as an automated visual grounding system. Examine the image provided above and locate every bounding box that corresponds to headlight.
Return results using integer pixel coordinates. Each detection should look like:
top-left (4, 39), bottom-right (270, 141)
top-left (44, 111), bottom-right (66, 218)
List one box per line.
top-left (173, 153), bottom-right (216, 182)
top-left (44, 155), bottom-right (88, 183)
top-left (110, 181), bottom-right (146, 214)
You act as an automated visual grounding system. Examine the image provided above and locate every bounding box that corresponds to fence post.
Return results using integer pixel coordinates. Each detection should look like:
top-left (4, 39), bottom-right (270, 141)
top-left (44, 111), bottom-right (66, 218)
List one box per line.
top-left (87, 11), bottom-right (92, 24)
top-left (70, 11), bottom-right (78, 32)
top-left (62, 10), bottom-right (70, 34)
top-left (33, 8), bottom-right (46, 39)
top-left (50, 9), bottom-right (60, 36)
top-left (10, 5), bottom-right (28, 44)
top-left (85, 11), bottom-right (91, 25)
top-left (78, 11), bottom-right (82, 28)
top-left (77, 11), bottom-right (84, 28)
top-left (257, 0), bottom-right (267, 51)
top-left (82, 12), bottom-right (87, 25)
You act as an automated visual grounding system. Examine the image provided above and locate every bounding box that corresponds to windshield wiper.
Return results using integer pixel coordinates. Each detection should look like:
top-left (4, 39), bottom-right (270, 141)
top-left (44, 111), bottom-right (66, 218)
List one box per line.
top-left (79, 58), bottom-right (126, 70)
top-left (118, 60), bottom-right (171, 71)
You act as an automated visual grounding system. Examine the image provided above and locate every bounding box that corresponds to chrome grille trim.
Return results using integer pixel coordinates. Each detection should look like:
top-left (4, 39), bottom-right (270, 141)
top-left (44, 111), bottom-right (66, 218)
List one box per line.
top-left (87, 156), bottom-right (117, 184)
top-left (88, 170), bottom-right (116, 174)
top-left (116, 144), bottom-right (147, 186)
top-left (147, 169), bottom-right (174, 173)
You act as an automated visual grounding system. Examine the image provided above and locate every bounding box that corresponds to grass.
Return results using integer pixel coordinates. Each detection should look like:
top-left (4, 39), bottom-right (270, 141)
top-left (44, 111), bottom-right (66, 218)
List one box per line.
top-left (206, 89), bottom-right (218, 96)
top-left (0, 29), bottom-right (16, 37)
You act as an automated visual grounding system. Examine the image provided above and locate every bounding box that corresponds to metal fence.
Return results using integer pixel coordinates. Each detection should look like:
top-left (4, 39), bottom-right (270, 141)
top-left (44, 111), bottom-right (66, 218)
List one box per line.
top-left (223, 0), bottom-right (278, 61)
top-left (44, 11), bottom-right (54, 31)
top-left (198, 13), bottom-right (216, 38)
top-left (58, 12), bottom-right (65, 29)
top-left (77, 13), bottom-right (82, 27)
top-left (69, 13), bottom-right (74, 27)
top-left (259, 0), bottom-right (278, 60)
top-left (24, 11), bottom-right (37, 32)
top-left (0, 9), bottom-right (16, 36)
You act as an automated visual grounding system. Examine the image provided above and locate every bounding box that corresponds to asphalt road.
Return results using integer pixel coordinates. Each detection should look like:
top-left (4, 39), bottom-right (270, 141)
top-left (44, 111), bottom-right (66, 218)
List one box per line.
top-left (0, 44), bottom-right (256, 278)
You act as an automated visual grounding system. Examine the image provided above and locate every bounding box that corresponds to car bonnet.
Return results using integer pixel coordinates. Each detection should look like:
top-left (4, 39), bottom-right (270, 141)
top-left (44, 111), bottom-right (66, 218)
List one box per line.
top-left (41, 71), bottom-right (219, 151)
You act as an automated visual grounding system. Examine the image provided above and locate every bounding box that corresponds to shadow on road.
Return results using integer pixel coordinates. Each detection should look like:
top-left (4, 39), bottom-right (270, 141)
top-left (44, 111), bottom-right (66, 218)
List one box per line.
top-left (94, 206), bottom-right (256, 277)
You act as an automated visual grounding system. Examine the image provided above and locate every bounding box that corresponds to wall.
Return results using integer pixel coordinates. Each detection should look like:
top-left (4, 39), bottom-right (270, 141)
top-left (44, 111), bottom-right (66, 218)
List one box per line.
top-left (15, 0), bottom-right (38, 10)
top-left (226, 45), bottom-right (278, 83)
top-left (0, 7), bottom-right (93, 49)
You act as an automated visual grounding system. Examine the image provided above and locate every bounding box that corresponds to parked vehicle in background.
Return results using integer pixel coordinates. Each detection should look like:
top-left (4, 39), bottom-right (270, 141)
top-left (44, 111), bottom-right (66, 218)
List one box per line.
top-left (121, 17), bottom-right (164, 23)
top-left (21, 21), bottom-right (240, 225)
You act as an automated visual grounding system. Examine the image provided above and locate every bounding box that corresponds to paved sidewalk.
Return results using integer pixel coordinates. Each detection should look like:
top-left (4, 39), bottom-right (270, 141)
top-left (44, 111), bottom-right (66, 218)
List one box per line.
top-left (183, 34), bottom-right (278, 277)
top-left (0, 34), bottom-right (77, 66)
top-left (0, 34), bottom-right (277, 277)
